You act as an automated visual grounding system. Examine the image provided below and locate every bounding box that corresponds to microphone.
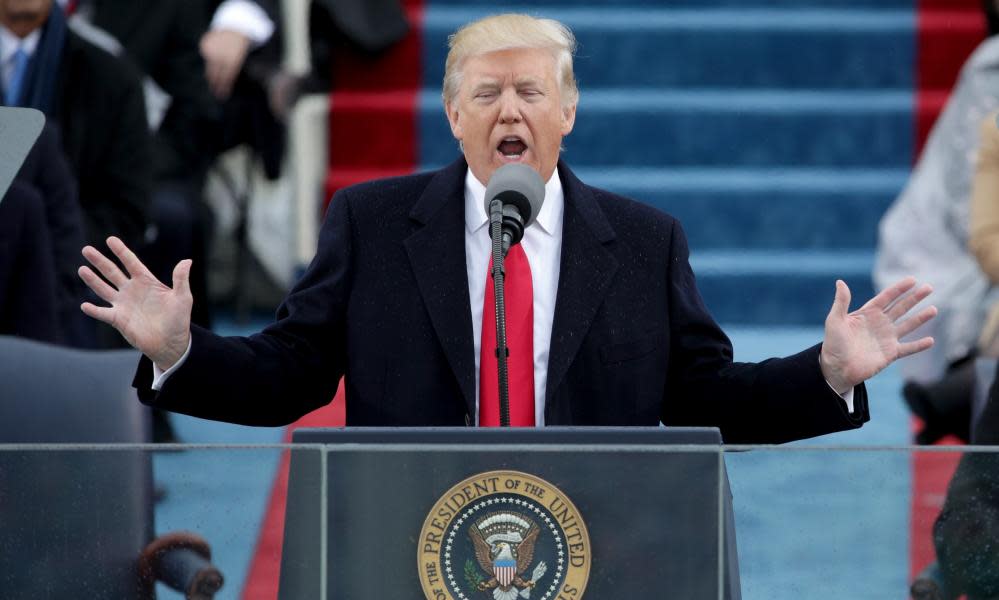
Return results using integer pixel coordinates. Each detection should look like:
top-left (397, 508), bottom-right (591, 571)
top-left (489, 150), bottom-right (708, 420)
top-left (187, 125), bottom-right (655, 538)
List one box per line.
top-left (483, 163), bottom-right (545, 255)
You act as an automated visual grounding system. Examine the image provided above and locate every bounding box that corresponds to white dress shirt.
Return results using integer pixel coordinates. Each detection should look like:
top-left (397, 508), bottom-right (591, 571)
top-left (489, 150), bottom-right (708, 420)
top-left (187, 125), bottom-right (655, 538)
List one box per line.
top-left (465, 169), bottom-right (564, 426)
top-left (211, 0), bottom-right (275, 47)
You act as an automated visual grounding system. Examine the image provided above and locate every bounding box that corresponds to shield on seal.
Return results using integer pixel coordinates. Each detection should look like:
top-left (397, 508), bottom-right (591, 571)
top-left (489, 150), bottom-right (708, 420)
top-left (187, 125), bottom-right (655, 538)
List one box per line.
top-left (494, 558), bottom-right (516, 587)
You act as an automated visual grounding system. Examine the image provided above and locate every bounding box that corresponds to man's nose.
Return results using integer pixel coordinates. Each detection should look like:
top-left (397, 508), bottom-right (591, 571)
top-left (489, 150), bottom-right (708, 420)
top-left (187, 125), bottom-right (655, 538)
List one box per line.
top-left (497, 90), bottom-right (522, 123)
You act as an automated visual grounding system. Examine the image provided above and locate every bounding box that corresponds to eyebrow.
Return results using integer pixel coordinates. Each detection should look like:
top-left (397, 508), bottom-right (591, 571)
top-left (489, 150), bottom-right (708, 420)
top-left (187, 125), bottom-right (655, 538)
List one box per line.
top-left (514, 76), bottom-right (546, 88)
top-left (468, 76), bottom-right (548, 93)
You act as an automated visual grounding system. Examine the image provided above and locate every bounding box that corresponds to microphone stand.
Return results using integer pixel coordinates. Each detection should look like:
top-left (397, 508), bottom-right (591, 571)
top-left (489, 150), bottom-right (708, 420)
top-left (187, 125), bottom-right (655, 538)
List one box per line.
top-left (488, 198), bottom-right (511, 426)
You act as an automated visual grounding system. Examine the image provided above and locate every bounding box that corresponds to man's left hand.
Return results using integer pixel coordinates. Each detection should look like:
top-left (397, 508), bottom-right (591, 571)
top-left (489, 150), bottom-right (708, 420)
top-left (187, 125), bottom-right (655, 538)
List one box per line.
top-left (820, 277), bottom-right (936, 394)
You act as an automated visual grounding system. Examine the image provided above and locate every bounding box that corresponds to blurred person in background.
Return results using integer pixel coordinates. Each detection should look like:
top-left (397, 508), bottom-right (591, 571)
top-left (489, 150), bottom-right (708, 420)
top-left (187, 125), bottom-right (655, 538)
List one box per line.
top-left (198, 0), bottom-right (285, 180)
top-left (12, 122), bottom-right (88, 345)
top-left (63, 0), bottom-right (220, 332)
top-left (0, 181), bottom-right (60, 342)
top-left (0, 0), bottom-right (151, 252)
top-left (58, 0), bottom-right (282, 440)
top-left (0, 0), bottom-right (150, 350)
top-left (873, 0), bottom-right (999, 445)
top-left (910, 109), bottom-right (999, 600)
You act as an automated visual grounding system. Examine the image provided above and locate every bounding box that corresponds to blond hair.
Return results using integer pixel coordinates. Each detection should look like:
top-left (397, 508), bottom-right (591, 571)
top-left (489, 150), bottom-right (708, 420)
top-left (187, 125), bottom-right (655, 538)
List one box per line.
top-left (443, 14), bottom-right (579, 108)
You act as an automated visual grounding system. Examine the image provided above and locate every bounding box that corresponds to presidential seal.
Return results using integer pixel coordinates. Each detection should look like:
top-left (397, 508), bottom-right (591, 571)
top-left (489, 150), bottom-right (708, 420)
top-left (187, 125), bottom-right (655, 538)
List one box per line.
top-left (418, 470), bottom-right (590, 600)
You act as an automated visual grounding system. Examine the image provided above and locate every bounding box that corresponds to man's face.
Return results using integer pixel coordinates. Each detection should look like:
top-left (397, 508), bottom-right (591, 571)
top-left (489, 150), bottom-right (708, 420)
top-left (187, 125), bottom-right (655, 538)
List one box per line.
top-left (0, 0), bottom-right (52, 38)
top-left (445, 47), bottom-right (576, 185)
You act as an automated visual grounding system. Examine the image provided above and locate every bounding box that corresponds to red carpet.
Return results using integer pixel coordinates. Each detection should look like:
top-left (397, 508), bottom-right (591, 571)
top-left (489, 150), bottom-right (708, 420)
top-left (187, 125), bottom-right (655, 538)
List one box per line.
top-left (240, 388), bottom-right (346, 600)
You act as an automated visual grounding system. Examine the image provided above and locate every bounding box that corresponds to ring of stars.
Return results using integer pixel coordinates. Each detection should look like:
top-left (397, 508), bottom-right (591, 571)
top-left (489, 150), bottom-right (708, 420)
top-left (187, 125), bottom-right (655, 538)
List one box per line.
top-left (442, 495), bottom-right (567, 600)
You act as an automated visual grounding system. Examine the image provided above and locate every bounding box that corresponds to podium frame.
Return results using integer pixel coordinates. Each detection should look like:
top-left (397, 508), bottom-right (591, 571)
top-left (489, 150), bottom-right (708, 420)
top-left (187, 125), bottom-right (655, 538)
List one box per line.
top-left (280, 427), bottom-right (741, 600)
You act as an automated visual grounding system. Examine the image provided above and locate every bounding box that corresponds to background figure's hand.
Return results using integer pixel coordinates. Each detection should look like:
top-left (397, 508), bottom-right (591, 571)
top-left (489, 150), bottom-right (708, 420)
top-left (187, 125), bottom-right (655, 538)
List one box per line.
top-left (79, 237), bottom-right (193, 371)
top-left (820, 277), bottom-right (937, 394)
top-left (200, 28), bottom-right (251, 100)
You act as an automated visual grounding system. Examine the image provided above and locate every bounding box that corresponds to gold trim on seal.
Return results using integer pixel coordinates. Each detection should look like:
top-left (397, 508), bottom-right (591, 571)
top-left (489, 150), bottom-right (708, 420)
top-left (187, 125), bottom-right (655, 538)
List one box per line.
top-left (418, 470), bottom-right (590, 600)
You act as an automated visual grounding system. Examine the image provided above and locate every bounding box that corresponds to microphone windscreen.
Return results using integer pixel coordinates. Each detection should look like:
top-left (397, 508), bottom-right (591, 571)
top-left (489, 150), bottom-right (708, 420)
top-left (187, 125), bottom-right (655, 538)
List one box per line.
top-left (483, 163), bottom-right (546, 227)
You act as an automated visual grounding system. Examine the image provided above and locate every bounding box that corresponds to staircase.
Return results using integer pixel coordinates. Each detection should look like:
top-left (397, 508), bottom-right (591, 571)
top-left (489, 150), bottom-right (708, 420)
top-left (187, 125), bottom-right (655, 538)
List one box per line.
top-left (323, 0), bottom-right (984, 325)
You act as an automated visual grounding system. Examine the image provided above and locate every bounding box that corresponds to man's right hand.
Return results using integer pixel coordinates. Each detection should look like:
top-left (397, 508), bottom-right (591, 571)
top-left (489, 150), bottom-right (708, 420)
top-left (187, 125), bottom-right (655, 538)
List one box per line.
top-left (79, 237), bottom-right (193, 371)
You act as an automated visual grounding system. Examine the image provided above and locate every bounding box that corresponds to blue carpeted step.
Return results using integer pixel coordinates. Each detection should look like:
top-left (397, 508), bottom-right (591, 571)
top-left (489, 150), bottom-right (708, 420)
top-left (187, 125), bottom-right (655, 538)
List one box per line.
top-left (689, 250), bottom-right (875, 324)
top-left (423, 7), bottom-right (914, 90)
top-left (418, 88), bottom-right (912, 168)
top-left (574, 167), bottom-right (905, 250)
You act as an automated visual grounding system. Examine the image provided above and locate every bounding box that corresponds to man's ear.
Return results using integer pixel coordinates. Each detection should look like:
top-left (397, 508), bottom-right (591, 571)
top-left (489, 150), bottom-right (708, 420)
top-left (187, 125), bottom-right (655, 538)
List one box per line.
top-left (445, 101), bottom-right (463, 141)
top-left (560, 103), bottom-right (577, 137)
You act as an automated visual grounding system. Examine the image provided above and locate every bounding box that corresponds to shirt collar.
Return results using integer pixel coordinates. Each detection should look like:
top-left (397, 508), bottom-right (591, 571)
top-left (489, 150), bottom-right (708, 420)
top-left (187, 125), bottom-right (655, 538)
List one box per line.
top-left (0, 27), bottom-right (42, 65)
top-left (464, 166), bottom-right (564, 236)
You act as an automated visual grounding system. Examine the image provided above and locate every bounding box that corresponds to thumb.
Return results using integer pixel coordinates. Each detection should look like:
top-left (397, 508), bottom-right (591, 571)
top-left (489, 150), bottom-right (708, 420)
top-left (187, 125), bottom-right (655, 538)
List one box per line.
top-left (831, 279), bottom-right (851, 319)
top-left (172, 259), bottom-right (193, 296)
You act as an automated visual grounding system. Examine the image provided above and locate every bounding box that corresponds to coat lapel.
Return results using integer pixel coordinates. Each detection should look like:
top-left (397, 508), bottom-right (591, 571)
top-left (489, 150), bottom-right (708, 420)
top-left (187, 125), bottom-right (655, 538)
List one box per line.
top-left (546, 162), bottom-right (619, 406)
top-left (403, 158), bottom-right (476, 417)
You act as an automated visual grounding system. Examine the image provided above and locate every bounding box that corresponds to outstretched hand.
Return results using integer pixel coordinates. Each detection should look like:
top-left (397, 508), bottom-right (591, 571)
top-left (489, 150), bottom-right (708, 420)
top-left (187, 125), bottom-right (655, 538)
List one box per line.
top-left (820, 277), bottom-right (937, 394)
top-left (79, 237), bottom-right (193, 371)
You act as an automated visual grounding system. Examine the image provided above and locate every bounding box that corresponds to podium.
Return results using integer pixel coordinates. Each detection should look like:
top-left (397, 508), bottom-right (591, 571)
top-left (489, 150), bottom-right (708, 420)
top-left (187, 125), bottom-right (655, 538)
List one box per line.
top-left (279, 427), bottom-right (741, 599)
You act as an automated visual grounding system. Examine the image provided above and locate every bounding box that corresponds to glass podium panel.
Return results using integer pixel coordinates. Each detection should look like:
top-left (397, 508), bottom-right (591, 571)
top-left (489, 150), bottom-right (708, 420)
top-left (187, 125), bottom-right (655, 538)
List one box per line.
top-left (0, 445), bottom-right (322, 600)
top-left (4, 440), bottom-right (996, 600)
top-left (724, 445), bottom-right (999, 600)
top-left (280, 427), bottom-right (732, 600)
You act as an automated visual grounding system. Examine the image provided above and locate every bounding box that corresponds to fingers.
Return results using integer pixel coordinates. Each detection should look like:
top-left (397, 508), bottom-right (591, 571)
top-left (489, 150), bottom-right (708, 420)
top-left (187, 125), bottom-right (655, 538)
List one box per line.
top-left (885, 283), bottom-right (933, 322)
top-left (862, 276), bottom-right (917, 311)
top-left (81, 243), bottom-right (128, 288)
top-left (830, 279), bottom-right (851, 319)
top-left (897, 336), bottom-right (935, 359)
top-left (78, 265), bottom-right (117, 304)
top-left (895, 305), bottom-right (938, 339)
top-left (107, 236), bottom-right (153, 280)
top-left (80, 302), bottom-right (116, 326)
top-left (172, 259), bottom-right (193, 296)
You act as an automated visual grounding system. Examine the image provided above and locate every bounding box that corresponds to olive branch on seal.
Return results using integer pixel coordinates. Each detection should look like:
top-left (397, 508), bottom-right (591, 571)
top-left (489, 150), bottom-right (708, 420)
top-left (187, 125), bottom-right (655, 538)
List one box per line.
top-left (464, 559), bottom-right (484, 590)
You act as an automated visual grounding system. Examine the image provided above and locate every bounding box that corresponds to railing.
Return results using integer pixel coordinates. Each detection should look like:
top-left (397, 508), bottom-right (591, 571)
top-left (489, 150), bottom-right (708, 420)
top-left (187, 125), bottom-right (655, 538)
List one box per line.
top-left (0, 443), bottom-right (993, 599)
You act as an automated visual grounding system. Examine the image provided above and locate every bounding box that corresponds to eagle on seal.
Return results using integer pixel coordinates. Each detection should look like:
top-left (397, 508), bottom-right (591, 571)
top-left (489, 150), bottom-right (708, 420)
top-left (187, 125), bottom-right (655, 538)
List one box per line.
top-left (469, 513), bottom-right (548, 600)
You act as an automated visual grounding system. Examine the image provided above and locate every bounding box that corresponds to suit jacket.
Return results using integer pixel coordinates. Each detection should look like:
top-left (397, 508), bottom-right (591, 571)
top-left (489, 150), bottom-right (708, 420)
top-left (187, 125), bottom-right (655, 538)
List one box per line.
top-left (56, 31), bottom-right (152, 249)
top-left (136, 158), bottom-right (869, 443)
top-left (89, 0), bottom-right (218, 180)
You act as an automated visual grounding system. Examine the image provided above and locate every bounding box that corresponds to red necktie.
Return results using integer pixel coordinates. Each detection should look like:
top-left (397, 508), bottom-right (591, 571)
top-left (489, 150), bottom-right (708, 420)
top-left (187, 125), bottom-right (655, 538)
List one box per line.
top-left (479, 244), bottom-right (535, 426)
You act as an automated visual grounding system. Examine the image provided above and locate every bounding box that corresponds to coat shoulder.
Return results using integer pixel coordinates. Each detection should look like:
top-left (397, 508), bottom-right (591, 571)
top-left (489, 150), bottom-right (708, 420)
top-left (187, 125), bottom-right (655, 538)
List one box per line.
top-left (584, 183), bottom-right (679, 241)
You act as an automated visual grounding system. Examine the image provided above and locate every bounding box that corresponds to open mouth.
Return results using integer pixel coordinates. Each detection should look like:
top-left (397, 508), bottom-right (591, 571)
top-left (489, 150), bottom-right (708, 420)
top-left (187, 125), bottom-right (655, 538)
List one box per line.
top-left (497, 137), bottom-right (528, 159)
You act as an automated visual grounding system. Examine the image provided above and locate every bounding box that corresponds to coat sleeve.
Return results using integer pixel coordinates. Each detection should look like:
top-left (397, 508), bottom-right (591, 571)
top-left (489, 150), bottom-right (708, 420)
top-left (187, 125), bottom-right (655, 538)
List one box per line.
top-left (134, 188), bottom-right (356, 426)
top-left (660, 219), bottom-right (869, 444)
